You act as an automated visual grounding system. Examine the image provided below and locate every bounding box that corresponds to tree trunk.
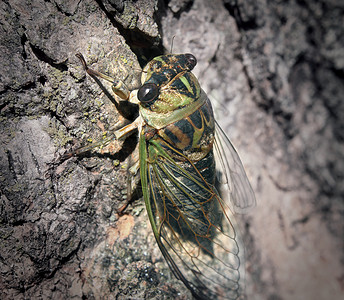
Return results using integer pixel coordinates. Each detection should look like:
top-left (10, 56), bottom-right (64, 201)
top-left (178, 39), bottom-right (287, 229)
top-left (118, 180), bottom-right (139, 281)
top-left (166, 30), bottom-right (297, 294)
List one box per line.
top-left (0, 0), bottom-right (343, 299)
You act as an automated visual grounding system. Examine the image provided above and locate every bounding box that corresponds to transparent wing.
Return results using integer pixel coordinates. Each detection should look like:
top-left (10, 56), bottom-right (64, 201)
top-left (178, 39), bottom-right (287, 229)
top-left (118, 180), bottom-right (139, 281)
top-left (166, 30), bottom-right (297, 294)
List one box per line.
top-left (214, 121), bottom-right (256, 213)
top-left (140, 137), bottom-right (246, 300)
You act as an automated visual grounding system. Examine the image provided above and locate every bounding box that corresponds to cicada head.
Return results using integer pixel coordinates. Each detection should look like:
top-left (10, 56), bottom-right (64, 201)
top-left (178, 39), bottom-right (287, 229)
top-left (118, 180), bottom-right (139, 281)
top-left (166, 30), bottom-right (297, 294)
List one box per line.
top-left (137, 54), bottom-right (201, 114)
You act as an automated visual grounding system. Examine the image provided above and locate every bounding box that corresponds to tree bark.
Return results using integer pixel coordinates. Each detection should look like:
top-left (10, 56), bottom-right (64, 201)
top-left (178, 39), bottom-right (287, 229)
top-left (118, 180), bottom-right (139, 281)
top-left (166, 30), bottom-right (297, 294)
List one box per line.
top-left (0, 0), bottom-right (343, 299)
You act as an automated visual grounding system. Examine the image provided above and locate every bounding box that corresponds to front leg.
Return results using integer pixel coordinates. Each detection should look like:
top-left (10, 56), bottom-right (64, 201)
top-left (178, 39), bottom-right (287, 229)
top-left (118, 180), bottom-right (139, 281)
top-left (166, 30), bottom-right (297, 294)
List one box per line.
top-left (76, 53), bottom-right (131, 101)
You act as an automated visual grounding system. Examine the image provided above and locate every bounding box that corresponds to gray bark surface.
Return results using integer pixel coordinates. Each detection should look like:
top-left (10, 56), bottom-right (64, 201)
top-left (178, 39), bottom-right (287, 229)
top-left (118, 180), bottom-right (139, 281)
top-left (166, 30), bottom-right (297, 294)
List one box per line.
top-left (0, 0), bottom-right (343, 299)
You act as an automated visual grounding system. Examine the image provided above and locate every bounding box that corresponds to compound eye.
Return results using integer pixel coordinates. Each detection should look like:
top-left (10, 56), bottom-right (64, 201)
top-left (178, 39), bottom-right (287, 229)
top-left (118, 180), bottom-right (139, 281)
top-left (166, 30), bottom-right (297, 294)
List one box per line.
top-left (185, 53), bottom-right (197, 70)
top-left (137, 83), bottom-right (159, 104)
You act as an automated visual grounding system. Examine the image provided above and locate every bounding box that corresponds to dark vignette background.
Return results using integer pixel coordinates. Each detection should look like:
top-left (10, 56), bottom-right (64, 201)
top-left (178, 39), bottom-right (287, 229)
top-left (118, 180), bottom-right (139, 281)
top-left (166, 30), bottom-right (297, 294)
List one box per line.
top-left (0, 0), bottom-right (343, 299)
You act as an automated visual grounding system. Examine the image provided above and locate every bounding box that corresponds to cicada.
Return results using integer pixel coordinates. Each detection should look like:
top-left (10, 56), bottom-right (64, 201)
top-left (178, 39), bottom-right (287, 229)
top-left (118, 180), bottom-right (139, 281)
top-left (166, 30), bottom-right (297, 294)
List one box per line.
top-left (74, 52), bottom-right (256, 299)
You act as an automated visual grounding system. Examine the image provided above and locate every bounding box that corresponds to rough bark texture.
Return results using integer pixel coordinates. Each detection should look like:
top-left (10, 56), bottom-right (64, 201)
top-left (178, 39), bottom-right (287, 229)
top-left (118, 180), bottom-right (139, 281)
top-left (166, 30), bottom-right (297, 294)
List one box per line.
top-left (0, 0), bottom-right (343, 299)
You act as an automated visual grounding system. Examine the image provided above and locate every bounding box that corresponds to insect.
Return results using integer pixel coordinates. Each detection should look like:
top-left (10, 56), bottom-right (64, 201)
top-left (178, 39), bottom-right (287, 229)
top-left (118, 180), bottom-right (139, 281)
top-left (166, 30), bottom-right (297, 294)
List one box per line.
top-left (73, 52), bottom-right (256, 299)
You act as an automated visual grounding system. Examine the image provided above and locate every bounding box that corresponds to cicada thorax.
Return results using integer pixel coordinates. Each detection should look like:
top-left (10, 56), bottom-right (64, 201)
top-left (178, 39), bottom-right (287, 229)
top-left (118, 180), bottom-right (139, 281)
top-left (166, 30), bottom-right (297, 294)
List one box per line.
top-left (138, 54), bottom-right (220, 242)
top-left (157, 95), bottom-right (215, 162)
top-left (139, 54), bottom-right (215, 165)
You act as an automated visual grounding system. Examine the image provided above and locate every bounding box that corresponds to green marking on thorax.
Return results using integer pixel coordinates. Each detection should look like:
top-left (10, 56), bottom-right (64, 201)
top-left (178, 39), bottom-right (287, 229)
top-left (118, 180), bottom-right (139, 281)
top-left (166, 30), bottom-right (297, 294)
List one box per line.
top-left (179, 75), bottom-right (194, 95)
top-left (153, 56), bottom-right (165, 63)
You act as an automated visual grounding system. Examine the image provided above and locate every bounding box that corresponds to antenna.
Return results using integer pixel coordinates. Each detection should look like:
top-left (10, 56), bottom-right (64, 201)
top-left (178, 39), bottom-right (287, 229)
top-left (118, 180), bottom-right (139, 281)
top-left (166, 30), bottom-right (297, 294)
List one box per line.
top-left (170, 35), bottom-right (176, 53)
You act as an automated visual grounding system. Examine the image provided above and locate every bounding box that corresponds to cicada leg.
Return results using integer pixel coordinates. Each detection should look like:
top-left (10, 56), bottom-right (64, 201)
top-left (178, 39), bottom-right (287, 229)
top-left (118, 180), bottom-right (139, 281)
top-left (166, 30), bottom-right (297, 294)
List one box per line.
top-left (62, 120), bottom-right (139, 158)
top-left (63, 53), bottom-right (141, 159)
top-left (70, 53), bottom-right (142, 214)
top-left (75, 53), bottom-right (130, 101)
top-left (117, 159), bottom-right (140, 215)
